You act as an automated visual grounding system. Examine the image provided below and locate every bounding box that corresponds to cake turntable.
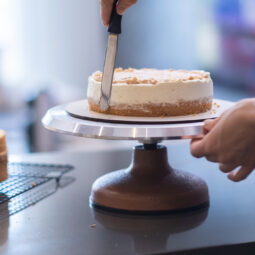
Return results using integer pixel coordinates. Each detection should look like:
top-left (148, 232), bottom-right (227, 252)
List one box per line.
top-left (42, 99), bottom-right (234, 214)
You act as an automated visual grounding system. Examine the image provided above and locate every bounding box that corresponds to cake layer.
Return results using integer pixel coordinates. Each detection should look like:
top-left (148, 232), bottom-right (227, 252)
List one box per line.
top-left (87, 68), bottom-right (213, 106)
top-left (87, 68), bottom-right (213, 116)
top-left (0, 130), bottom-right (8, 182)
top-left (88, 98), bottom-right (212, 117)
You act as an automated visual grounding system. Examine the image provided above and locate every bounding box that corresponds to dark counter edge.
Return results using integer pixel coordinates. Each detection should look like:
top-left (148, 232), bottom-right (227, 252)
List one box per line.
top-left (169, 241), bottom-right (255, 255)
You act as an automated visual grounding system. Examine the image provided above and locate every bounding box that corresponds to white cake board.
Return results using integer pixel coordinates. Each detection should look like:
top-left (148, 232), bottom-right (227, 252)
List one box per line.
top-left (65, 99), bottom-right (234, 124)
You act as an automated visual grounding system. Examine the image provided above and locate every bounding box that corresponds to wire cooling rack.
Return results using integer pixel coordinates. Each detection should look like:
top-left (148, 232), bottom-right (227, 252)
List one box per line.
top-left (0, 162), bottom-right (74, 218)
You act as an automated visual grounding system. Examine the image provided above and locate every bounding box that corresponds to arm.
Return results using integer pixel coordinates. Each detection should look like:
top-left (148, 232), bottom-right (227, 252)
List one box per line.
top-left (190, 98), bottom-right (255, 182)
top-left (100, 0), bottom-right (137, 26)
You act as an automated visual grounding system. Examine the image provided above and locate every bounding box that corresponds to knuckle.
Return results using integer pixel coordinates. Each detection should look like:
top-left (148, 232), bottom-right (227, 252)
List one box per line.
top-left (190, 149), bottom-right (199, 158)
top-left (241, 176), bottom-right (248, 181)
top-left (219, 164), bottom-right (229, 173)
top-left (205, 155), bottom-right (211, 161)
top-left (231, 178), bottom-right (240, 183)
top-left (222, 159), bottom-right (231, 165)
top-left (219, 154), bottom-right (232, 164)
top-left (236, 176), bottom-right (246, 182)
top-left (219, 164), bottom-right (225, 171)
top-left (205, 154), bottom-right (213, 161)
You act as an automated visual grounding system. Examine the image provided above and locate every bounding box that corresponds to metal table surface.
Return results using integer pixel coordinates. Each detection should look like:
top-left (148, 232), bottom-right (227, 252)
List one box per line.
top-left (1, 141), bottom-right (255, 255)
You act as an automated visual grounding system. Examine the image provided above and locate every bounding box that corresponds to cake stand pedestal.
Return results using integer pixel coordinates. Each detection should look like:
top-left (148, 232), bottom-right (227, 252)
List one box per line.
top-left (42, 99), bottom-right (233, 214)
top-left (91, 144), bottom-right (208, 213)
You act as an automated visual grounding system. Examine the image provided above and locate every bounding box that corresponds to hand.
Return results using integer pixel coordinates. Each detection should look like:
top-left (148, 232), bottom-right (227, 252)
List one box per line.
top-left (100, 0), bottom-right (137, 26)
top-left (190, 99), bottom-right (255, 182)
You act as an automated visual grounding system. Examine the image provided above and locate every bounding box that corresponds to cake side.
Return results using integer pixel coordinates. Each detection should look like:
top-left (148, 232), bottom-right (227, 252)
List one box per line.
top-left (87, 68), bottom-right (213, 117)
top-left (0, 130), bottom-right (8, 182)
top-left (88, 99), bottom-right (212, 117)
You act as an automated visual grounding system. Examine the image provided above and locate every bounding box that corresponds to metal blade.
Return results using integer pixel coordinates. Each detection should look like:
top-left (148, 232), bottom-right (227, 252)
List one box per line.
top-left (99, 33), bottom-right (118, 111)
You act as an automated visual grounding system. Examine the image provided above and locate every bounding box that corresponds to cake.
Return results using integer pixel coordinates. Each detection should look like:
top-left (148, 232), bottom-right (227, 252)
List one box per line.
top-left (0, 130), bottom-right (8, 182)
top-left (87, 68), bottom-right (213, 117)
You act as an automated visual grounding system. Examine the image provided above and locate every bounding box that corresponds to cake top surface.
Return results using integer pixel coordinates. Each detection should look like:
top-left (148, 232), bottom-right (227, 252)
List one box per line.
top-left (92, 68), bottom-right (210, 85)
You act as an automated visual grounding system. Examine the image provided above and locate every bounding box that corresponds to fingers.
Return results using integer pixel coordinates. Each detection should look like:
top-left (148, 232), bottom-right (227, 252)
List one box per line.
top-left (228, 166), bottom-right (254, 182)
top-left (190, 118), bottom-right (219, 159)
top-left (203, 118), bottom-right (219, 134)
top-left (100, 0), bottom-right (114, 26)
top-left (205, 154), bottom-right (219, 163)
top-left (117, 0), bottom-right (137, 15)
top-left (100, 0), bottom-right (137, 26)
top-left (203, 108), bottom-right (230, 134)
top-left (190, 139), bottom-right (206, 158)
top-left (219, 163), bottom-right (238, 173)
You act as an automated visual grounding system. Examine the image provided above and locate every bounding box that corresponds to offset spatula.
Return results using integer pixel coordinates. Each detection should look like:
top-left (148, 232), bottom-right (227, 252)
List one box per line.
top-left (99, 0), bottom-right (122, 111)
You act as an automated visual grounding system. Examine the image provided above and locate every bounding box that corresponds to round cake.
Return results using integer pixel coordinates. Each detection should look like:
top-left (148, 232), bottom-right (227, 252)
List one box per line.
top-left (87, 68), bottom-right (213, 117)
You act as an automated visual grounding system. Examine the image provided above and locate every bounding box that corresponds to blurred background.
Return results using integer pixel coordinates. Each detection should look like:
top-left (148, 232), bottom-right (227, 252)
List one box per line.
top-left (0, 0), bottom-right (254, 154)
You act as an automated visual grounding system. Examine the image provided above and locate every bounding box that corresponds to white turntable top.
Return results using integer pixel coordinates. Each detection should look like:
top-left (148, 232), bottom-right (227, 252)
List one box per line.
top-left (42, 99), bottom-right (234, 142)
top-left (65, 99), bottom-right (232, 124)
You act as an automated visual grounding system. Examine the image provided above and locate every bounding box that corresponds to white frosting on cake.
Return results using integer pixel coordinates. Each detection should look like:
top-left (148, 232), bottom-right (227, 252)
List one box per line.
top-left (87, 69), bottom-right (213, 106)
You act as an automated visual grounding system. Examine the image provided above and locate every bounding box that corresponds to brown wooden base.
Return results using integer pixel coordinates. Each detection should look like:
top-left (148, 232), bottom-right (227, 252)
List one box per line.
top-left (90, 145), bottom-right (209, 213)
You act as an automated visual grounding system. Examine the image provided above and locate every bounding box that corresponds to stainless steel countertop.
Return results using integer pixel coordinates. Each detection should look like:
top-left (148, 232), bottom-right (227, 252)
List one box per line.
top-left (1, 141), bottom-right (255, 255)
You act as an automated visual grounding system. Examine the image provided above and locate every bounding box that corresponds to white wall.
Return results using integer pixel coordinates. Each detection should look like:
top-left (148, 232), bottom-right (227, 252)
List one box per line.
top-left (0, 0), bottom-right (213, 94)
top-left (117, 0), bottom-right (210, 70)
top-left (0, 0), bottom-right (106, 90)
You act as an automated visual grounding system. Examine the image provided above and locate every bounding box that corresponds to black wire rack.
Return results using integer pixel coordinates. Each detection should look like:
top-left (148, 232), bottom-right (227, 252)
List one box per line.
top-left (0, 162), bottom-right (74, 218)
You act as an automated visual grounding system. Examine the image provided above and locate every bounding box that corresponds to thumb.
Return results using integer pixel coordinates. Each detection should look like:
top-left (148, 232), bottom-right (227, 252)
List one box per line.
top-left (190, 139), bottom-right (206, 158)
top-left (100, 0), bottom-right (114, 26)
top-left (203, 118), bottom-right (220, 134)
top-left (203, 108), bottom-right (230, 134)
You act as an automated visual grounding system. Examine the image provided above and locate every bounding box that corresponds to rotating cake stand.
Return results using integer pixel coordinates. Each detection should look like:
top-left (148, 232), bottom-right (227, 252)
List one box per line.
top-left (42, 99), bottom-right (234, 214)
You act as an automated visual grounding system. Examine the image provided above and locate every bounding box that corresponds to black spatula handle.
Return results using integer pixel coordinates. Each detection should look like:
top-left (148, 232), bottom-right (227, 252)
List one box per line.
top-left (108, 0), bottom-right (122, 34)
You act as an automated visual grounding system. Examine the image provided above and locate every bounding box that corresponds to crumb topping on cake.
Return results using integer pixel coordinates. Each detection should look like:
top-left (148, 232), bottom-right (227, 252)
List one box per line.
top-left (92, 68), bottom-right (210, 85)
top-left (87, 67), bottom-right (213, 115)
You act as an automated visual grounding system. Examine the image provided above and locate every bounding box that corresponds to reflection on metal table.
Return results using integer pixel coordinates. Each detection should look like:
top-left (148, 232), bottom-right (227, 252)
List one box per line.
top-left (0, 146), bottom-right (255, 254)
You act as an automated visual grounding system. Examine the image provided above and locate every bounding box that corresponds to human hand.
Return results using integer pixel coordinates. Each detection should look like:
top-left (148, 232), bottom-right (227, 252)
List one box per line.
top-left (100, 0), bottom-right (137, 26)
top-left (190, 99), bottom-right (255, 182)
